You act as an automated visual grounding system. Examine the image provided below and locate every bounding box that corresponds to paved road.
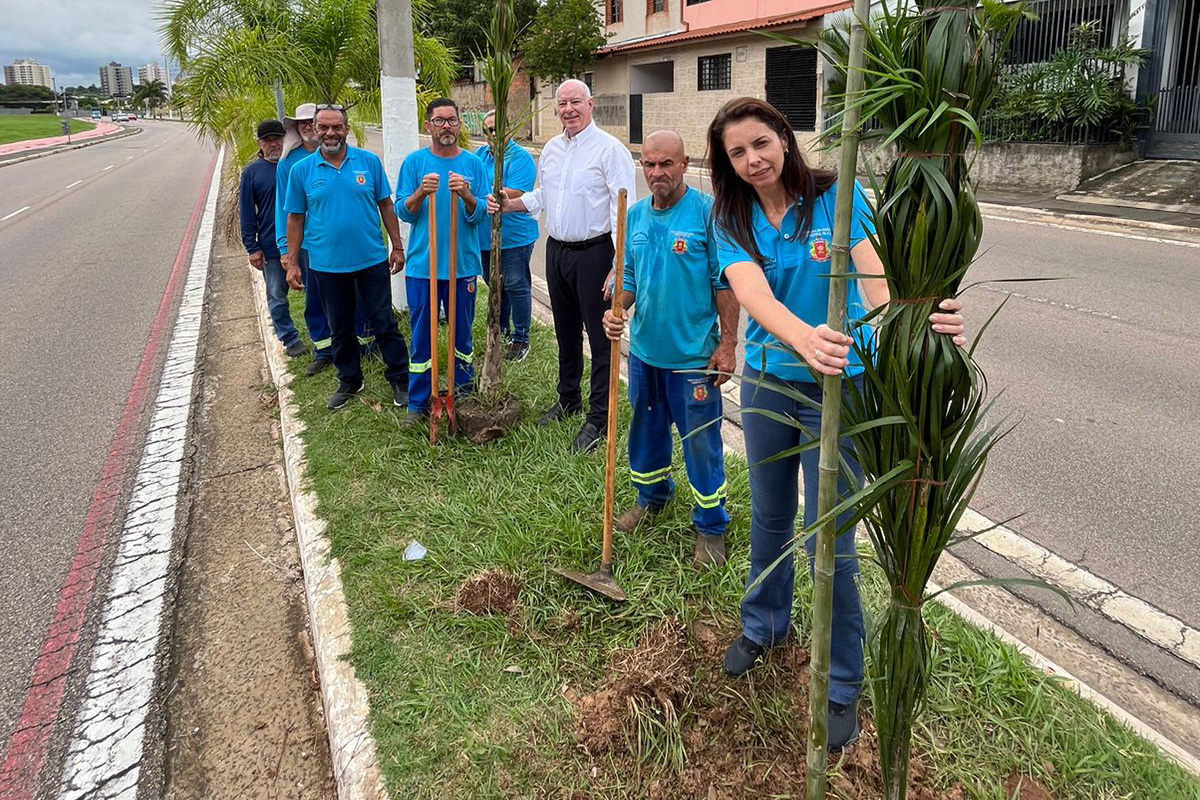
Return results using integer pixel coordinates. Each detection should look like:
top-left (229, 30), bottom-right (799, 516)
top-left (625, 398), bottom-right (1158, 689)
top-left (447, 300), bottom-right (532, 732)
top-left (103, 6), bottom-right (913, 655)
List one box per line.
top-left (0, 121), bottom-right (213, 790)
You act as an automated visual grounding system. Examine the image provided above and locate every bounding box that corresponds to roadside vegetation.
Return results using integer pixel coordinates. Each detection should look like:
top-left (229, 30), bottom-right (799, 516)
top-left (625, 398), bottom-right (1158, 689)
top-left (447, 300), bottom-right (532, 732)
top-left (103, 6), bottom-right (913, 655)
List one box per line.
top-left (0, 116), bottom-right (95, 146)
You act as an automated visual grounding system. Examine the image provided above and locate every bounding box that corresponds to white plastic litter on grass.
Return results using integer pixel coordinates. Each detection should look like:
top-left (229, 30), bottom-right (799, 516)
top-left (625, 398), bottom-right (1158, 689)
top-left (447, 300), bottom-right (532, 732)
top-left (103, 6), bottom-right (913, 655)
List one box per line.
top-left (403, 540), bottom-right (427, 561)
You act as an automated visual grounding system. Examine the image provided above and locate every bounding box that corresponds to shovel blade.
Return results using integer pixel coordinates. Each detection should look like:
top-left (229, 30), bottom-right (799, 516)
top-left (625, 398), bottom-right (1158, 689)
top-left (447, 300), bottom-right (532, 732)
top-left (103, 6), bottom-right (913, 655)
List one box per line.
top-left (551, 564), bottom-right (627, 602)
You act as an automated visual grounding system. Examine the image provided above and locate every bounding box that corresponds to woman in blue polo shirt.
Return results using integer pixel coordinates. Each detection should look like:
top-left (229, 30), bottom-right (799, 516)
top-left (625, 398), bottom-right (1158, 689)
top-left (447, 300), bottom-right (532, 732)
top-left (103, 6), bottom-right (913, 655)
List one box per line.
top-left (706, 97), bottom-right (965, 749)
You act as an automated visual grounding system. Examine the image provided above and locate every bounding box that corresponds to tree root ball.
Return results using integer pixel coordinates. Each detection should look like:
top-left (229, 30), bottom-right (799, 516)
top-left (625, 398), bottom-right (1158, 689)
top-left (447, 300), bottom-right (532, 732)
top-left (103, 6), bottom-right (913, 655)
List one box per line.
top-left (455, 391), bottom-right (522, 444)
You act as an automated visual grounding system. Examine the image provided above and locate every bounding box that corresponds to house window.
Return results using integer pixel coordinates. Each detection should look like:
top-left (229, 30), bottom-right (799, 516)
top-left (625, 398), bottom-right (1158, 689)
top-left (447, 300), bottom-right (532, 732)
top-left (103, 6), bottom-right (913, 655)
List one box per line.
top-left (686, 0), bottom-right (711, 5)
top-left (698, 54), bottom-right (732, 91)
top-left (765, 45), bottom-right (818, 131)
top-left (581, 72), bottom-right (595, 93)
top-left (608, 0), bottom-right (623, 24)
top-left (648, 0), bottom-right (666, 12)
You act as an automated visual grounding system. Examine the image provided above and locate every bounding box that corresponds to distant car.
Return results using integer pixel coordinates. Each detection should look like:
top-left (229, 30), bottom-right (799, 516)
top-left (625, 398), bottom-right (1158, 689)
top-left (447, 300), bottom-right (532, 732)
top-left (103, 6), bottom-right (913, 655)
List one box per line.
top-left (127, 113), bottom-right (137, 121)
top-left (114, 112), bottom-right (128, 122)
top-left (90, 109), bottom-right (101, 120)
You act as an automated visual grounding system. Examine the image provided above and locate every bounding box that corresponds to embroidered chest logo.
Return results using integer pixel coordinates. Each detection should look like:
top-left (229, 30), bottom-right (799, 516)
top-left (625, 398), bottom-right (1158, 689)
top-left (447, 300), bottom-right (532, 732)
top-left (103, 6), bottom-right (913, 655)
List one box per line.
top-left (355, 174), bottom-right (367, 185)
top-left (692, 383), bottom-right (708, 402)
top-left (672, 237), bottom-right (688, 254)
top-left (809, 237), bottom-right (831, 262)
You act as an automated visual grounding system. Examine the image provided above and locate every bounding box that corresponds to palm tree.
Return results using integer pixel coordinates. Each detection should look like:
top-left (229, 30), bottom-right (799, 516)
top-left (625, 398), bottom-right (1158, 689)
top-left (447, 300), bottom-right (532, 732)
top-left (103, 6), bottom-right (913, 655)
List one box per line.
top-left (132, 79), bottom-right (169, 118)
top-left (159, 0), bottom-right (459, 162)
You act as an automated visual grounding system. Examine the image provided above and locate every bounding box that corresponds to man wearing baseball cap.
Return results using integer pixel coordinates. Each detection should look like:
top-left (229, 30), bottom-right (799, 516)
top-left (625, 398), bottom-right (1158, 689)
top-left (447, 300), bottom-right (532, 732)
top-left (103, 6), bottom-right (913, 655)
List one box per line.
top-left (276, 102), bottom-right (375, 375)
top-left (241, 119), bottom-right (305, 357)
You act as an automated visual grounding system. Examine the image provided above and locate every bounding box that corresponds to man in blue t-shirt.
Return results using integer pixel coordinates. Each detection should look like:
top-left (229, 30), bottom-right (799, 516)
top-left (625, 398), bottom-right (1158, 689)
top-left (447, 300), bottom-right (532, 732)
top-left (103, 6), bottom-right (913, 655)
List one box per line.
top-left (601, 130), bottom-right (740, 567)
top-left (283, 105), bottom-right (410, 411)
top-left (396, 98), bottom-right (488, 420)
top-left (476, 110), bottom-right (539, 362)
top-left (240, 119), bottom-right (305, 357)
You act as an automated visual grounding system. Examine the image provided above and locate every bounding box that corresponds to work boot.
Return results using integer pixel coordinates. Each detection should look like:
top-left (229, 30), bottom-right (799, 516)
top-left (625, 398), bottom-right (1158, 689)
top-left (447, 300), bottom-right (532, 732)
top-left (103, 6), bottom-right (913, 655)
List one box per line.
top-left (693, 530), bottom-right (726, 568)
top-left (537, 401), bottom-right (581, 426)
top-left (284, 341), bottom-right (308, 358)
top-left (306, 356), bottom-right (333, 377)
top-left (326, 381), bottom-right (363, 410)
top-left (828, 699), bottom-right (861, 751)
top-left (401, 409), bottom-right (427, 429)
top-left (614, 502), bottom-right (663, 533)
top-left (722, 635), bottom-right (767, 677)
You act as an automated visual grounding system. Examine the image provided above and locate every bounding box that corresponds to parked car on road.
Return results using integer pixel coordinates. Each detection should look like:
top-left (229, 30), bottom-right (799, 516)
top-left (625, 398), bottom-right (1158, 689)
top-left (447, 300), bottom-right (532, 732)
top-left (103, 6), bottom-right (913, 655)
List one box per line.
top-left (90, 109), bottom-right (101, 120)
top-left (114, 112), bottom-right (128, 122)
top-left (127, 113), bottom-right (137, 121)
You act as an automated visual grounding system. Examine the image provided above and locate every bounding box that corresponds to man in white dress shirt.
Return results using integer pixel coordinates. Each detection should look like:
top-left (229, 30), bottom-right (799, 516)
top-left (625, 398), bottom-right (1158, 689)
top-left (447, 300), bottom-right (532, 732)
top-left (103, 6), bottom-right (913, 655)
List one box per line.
top-left (489, 79), bottom-right (636, 453)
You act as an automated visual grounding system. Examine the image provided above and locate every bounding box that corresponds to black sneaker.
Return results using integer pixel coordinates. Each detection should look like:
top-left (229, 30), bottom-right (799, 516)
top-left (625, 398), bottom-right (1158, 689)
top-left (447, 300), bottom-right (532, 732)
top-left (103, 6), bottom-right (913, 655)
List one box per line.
top-left (284, 341), bottom-right (308, 358)
top-left (306, 356), bottom-right (333, 377)
top-left (828, 699), bottom-right (861, 751)
top-left (326, 381), bottom-right (363, 410)
top-left (505, 341), bottom-right (530, 362)
top-left (722, 635), bottom-right (767, 677)
top-left (390, 382), bottom-right (409, 408)
top-left (570, 420), bottom-right (604, 453)
top-left (537, 401), bottom-right (581, 426)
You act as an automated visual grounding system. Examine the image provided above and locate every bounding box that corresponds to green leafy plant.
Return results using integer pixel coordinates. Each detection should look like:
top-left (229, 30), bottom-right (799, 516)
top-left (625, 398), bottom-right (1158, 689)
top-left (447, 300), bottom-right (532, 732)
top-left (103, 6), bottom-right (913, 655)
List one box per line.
top-left (519, 0), bottom-right (607, 83)
top-left (982, 21), bottom-right (1151, 143)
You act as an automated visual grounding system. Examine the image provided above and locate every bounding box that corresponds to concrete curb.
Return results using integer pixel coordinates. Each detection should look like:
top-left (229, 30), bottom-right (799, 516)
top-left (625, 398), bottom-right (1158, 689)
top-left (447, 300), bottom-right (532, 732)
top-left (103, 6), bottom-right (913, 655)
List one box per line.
top-left (0, 126), bottom-right (143, 168)
top-left (250, 275), bottom-right (388, 800)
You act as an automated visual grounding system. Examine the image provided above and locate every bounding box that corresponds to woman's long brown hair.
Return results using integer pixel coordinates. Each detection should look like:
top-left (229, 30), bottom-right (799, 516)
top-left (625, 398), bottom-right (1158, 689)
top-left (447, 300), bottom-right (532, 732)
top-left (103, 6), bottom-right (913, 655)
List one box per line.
top-left (705, 97), bottom-right (836, 266)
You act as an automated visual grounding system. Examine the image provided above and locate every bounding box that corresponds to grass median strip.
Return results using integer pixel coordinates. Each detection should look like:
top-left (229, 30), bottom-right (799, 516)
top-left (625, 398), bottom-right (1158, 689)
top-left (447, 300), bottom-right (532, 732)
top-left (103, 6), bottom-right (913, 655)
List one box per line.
top-left (284, 290), bottom-right (1199, 800)
top-left (0, 116), bottom-right (96, 145)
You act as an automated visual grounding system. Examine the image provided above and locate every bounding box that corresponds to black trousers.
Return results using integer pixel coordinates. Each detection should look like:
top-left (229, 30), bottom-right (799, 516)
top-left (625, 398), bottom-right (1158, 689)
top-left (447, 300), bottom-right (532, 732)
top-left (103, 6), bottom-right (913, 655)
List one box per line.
top-left (310, 262), bottom-right (409, 387)
top-left (546, 236), bottom-right (614, 426)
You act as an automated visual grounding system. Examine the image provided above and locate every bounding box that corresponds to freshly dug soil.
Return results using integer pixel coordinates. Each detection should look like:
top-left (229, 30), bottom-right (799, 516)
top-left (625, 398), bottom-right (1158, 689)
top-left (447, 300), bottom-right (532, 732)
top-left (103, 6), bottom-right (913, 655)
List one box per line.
top-left (454, 568), bottom-right (522, 616)
top-left (456, 391), bottom-right (522, 444)
top-left (1005, 770), bottom-right (1057, 800)
top-left (573, 616), bottom-right (959, 800)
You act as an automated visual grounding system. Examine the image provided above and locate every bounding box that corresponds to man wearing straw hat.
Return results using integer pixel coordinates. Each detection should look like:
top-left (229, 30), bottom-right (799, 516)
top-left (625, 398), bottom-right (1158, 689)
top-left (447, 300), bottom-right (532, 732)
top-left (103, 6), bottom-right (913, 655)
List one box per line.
top-left (395, 98), bottom-right (488, 423)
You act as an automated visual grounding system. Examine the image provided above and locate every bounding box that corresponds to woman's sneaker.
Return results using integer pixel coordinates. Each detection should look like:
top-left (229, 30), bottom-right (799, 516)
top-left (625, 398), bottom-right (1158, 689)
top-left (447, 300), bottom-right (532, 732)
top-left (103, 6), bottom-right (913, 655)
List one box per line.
top-left (505, 341), bottom-right (530, 362)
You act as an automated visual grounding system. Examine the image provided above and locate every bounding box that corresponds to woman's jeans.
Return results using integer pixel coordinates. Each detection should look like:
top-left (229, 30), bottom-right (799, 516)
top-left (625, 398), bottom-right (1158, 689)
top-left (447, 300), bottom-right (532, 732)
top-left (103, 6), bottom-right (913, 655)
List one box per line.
top-left (481, 244), bottom-right (533, 344)
top-left (740, 367), bottom-right (866, 705)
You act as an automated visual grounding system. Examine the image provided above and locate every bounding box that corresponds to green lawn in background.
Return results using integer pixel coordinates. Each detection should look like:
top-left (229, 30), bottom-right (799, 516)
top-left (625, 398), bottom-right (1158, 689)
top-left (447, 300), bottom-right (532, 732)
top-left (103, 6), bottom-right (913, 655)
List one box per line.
top-left (0, 116), bottom-right (96, 146)
top-left (282, 288), bottom-right (1200, 800)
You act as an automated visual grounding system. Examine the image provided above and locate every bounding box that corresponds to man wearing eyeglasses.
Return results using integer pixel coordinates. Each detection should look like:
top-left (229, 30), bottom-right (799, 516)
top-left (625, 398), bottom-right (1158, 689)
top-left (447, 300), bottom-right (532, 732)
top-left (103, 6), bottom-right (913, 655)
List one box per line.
top-left (395, 98), bottom-right (488, 423)
top-left (283, 104), bottom-right (411, 411)
top-left (276, 102), bottom-right (375, 377)
top-left (475, 109), bottom-right (539, 363)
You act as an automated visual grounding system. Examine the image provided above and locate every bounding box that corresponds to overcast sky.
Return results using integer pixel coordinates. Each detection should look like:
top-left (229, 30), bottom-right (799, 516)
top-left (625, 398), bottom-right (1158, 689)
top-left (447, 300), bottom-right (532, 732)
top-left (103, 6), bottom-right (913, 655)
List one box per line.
top-left (0, 0), bottom-right (172, 88)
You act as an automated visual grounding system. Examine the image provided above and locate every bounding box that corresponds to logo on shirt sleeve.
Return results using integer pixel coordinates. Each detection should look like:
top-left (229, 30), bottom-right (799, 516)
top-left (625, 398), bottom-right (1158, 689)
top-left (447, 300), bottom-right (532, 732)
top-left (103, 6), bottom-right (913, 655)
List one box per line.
top-left (809, 237), bottom-right (830, 262)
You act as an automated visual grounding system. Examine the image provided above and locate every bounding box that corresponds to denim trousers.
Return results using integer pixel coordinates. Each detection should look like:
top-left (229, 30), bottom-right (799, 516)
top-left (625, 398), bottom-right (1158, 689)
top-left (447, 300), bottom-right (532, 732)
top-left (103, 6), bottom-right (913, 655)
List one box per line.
top-left (261, 257), bottom-right (300, 347)
top-left (481, 243), bottom-right (534, 344)
top-left (739, 367), bottom-right (866, 705)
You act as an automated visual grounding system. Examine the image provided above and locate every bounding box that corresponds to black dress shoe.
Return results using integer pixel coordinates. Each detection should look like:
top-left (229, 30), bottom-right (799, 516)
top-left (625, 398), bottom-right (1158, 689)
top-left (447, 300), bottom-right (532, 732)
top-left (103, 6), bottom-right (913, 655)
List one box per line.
top-left (537, 401), bottom-right (581, 426)
top-left (570, 420), bottom-right (604, 453)
top-left (326, 381), bottom-right (363, 410)
top-left (723, 635), bottom-right (767, 677)
top-left (828, 699), bottom-right (861, 750)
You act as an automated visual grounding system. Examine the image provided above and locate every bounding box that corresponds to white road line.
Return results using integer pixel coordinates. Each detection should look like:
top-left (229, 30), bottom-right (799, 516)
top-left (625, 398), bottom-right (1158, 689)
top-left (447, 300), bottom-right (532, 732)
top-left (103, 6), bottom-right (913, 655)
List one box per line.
top-left (984, 213), bottom-right (1200, 248)
top-left (956, 508), bottom-right (1200, 670)
top-left (125, 155), bottom-right (134, 160)
top-left (56, 148), bottom-right (224, 800)
top-left (1, 206), bottom-right (30, 221)
top-left (101, 164), bottom-right (114, 171)
top-left (65, 180), bottom-right (82, 189)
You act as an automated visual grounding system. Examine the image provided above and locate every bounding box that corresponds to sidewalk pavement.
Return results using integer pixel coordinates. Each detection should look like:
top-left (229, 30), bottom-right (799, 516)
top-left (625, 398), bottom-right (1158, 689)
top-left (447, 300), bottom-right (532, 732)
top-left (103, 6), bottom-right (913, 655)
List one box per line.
top-left (0, 119), bottom-right (122, 157)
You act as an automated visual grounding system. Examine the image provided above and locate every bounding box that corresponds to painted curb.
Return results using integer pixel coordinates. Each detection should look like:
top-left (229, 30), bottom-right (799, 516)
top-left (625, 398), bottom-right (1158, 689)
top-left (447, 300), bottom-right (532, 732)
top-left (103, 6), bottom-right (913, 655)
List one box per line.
top-left (251, 274), bottom-right (388, 800)
top-left (0, 127), bottom-right (142, 168)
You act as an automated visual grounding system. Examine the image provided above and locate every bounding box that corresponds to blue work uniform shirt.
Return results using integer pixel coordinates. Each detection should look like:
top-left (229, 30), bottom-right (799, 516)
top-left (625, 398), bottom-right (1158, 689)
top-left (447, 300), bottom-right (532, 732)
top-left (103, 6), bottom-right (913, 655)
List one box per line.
top-left (395, 148), bottom-right (488, 280)
top-left (284, 146), bottom-right (391, 273)
top-left (239, 155), bottom-right (279, 259)
top-left (474, 140), bottom-right (539, 252)
top-left (623, 188), bottom-right (724, 370)
top-left (716, 180), bottom-right (876, 383)
top-left (274, 145), bottom-right (316, 255)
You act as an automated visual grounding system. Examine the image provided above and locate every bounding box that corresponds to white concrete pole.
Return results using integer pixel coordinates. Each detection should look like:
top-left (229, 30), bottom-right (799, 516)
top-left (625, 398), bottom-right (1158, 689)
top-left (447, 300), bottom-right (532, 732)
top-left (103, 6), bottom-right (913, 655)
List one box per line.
top-left (377, 0), bottom-right (420, 311)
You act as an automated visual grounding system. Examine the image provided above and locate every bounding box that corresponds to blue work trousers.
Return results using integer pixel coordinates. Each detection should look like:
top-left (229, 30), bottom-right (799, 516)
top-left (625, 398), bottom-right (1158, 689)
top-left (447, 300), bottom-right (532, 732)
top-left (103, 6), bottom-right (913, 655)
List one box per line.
top-left (262, 257), bottom-right (300, 347)
top-left (405, 276), bottom-right (477, 412)
top-left (298, 248), bottom-right (373, 357)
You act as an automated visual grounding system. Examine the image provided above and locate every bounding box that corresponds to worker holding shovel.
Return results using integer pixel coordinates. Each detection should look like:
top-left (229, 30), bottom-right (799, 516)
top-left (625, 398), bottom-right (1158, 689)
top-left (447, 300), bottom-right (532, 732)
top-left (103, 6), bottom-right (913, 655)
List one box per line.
top-left (397, 98), bottom-right (489, 425)
top-left (601, 130), bottom-right (740, 568)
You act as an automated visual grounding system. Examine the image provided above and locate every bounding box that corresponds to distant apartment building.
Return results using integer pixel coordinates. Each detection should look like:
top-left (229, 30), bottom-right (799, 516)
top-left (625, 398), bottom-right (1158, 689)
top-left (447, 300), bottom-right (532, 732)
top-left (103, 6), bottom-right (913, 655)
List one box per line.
top-left (3, 58), bottom-right (54, 90)
top-left (137, 61), bottom-right (170, 91)
top-left (531, 0), bottom-right (848, 158)
top-left (99, 61), bottom-right (134, 98)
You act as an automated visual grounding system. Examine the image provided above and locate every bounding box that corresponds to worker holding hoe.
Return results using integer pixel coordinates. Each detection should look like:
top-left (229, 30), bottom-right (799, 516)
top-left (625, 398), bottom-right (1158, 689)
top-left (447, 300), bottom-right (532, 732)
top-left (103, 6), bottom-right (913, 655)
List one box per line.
top-left (601, 130), bottom-right (739, 568)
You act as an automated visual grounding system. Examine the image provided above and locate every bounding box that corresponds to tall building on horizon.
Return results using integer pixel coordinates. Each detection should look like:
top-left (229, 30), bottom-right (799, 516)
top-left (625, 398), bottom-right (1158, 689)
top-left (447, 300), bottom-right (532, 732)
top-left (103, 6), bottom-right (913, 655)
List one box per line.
top-left (3, 58), bottom-right (54, 90)
top-left (99, 61), bottom-right (134, 98)
top-left (137, 61), bottom-right (170, 92)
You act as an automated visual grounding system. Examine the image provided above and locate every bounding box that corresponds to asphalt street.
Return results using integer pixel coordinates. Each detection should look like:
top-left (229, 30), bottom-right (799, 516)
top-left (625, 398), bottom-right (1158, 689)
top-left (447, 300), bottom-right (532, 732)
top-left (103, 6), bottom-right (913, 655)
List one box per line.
top-left (0, 121), bottom-right (213, 786)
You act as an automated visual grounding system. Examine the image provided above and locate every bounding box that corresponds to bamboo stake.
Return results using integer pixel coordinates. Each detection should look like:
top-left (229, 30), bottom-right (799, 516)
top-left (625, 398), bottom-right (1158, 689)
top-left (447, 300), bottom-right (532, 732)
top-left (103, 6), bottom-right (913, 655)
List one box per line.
top-left (806, 0), bottom-right (872, 795)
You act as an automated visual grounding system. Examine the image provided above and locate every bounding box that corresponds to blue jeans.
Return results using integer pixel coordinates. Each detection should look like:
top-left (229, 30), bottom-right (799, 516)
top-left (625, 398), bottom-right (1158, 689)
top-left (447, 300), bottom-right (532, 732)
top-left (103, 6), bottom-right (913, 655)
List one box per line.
top-left (628, 355), bottom-right (729, 535)
top-left (740, 367), bottom-right (866, 705)
top-left (481, 244), bottom-right (533, 344)
top-left (262, 257), bottom-right (300, 347)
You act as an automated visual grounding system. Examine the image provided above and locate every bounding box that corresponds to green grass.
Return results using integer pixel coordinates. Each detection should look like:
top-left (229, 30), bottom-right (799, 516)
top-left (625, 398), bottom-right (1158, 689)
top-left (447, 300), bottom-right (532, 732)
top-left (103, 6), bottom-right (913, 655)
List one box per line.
top-left (284, 289), bottom-right (1200, 800)
top-left (0, 116), bottom-right (96, 145)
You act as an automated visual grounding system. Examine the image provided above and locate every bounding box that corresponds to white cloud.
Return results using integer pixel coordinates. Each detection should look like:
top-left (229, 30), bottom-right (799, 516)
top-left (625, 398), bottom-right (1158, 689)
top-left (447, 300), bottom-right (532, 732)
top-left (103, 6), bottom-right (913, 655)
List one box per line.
top-left (0, 0), bottom-right (170, 88)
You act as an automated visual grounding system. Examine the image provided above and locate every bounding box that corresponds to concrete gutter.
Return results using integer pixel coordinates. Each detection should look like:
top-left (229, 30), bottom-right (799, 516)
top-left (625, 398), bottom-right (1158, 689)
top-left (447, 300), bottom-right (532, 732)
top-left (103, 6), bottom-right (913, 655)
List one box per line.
top-left (251, 276), bottom-right (388, 800)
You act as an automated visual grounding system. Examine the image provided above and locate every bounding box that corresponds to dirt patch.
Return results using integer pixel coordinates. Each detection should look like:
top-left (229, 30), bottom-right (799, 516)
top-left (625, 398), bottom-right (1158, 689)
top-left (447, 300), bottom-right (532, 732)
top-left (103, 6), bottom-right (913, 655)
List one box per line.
top-left (572, 616), bottom-right (953, 800)
top-left (1005, 770), bottom-right (1057, 800)
top-left (454, 568), bottom-right (522, 616)
top-left (455, 391), bottom-right (523, 444)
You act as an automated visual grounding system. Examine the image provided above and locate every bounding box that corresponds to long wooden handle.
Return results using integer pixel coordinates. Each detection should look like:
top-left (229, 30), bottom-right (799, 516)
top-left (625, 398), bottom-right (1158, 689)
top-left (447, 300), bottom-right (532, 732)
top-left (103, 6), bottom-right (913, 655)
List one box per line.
top-left (600, 188), bottom-right (628, 569)
top-left (447, 193), bottom-right (458, 405)
top-left (428, 191), bottom-right (439, 442)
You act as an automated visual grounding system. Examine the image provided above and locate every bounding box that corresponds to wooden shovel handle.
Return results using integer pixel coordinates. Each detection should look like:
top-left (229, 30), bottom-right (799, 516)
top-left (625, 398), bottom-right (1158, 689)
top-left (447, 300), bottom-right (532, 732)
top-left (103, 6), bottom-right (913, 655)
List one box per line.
top-left (600, 188), bottom-right (628, 569)
top-left (447, 193), bottom-right (458, 433)
top-left (428, 190), bottom-right (439, 444)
